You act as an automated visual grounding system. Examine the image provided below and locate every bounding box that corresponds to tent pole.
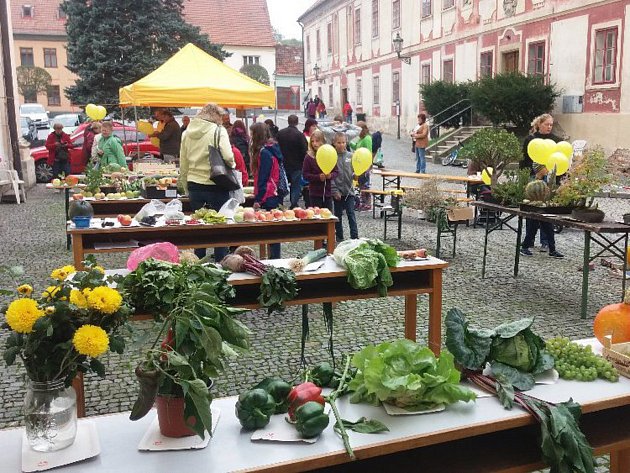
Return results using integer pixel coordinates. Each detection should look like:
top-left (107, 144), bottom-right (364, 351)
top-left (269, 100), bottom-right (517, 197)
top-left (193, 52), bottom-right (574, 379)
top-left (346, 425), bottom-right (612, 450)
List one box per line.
top-left (134, 106), bottom-right (140, 161)
top-left (122, 107), bottom-right (127, 150)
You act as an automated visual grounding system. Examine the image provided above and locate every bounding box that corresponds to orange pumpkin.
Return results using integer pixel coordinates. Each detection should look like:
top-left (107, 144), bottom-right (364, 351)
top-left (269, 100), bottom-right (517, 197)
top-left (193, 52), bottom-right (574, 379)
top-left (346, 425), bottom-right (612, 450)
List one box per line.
top-left (64, 175), bottom-right (80, 187)
top-left (593, 291), bottom-right (630, 344)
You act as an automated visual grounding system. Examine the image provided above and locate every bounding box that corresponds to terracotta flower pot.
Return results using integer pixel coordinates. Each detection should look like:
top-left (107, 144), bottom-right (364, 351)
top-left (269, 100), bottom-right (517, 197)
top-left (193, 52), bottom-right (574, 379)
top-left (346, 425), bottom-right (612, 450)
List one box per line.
top-left (156, 395), bottom-right (196, 438)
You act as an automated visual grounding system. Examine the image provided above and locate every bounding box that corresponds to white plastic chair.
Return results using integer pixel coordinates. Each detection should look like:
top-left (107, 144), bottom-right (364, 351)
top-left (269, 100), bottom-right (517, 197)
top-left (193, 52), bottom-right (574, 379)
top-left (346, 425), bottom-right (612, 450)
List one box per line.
top-left (0, 163), bottom-right (26, 204)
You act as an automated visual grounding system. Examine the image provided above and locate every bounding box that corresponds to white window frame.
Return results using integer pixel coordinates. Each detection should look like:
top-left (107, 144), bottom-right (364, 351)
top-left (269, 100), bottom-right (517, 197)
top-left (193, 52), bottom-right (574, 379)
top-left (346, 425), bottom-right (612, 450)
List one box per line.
top-left (478, 46), bottom-right (494, 79)
top-left (587, 19), bottom-right (622, 90)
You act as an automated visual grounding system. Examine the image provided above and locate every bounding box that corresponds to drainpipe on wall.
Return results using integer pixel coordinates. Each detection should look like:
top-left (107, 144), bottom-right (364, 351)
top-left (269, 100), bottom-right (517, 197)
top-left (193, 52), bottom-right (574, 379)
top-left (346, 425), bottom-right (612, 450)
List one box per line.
top-left (0, 0), bottom-right (22, 177)
top-left (298, 20), bottom-right (305, 91)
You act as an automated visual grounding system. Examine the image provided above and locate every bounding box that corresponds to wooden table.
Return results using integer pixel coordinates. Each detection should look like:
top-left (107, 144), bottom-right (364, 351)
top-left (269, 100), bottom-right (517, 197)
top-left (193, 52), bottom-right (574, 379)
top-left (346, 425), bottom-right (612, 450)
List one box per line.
top-left (67, 218), bottom-right (338, 269)
top-left (473, 201), bottom-right (630, 318)
top-left (5, 340), bottom-right (629, 473)
top-left (46, 183), bottom-right (86, 250)
top-left (376, 168), bottom-right (483, 196)
top-left (86, 197), bottom-right (192, 217)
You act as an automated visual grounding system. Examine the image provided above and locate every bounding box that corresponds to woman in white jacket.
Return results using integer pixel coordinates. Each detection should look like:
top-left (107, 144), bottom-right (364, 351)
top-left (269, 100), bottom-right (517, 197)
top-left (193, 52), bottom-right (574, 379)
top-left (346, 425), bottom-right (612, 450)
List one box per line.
top-left (180, 103), bottom-right (235, 261)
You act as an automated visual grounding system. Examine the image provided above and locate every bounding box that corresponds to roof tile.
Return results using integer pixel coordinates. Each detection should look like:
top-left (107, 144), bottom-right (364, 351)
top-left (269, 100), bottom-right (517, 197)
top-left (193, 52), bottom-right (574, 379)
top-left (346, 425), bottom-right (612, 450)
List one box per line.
top-left (11, 0), bottom-right (66, 35)
top-left (184, 0), bottom-right (276, 48)
top-left (275, 44), bottom-right (303, 75)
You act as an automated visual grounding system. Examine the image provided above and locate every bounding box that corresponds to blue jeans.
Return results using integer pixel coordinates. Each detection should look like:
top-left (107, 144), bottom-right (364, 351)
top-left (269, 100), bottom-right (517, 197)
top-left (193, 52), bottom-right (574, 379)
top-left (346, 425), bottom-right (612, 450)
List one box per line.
top-left (288, 169), bottom-right (303, 209)
top-left (333, 195), bottom-right (358, 241)
top-left (345, 114), bottom-right (352, 123)
top-left (522, 219), bottom-right (556, 252)
top-left (188, 182), bottom-right (230, 261)
top-left (52, 160), bottom-right (70, 179)
top-left (261, 197), bottom-right (282, 259)
top-left (415, 147), bottom-right (426, 173)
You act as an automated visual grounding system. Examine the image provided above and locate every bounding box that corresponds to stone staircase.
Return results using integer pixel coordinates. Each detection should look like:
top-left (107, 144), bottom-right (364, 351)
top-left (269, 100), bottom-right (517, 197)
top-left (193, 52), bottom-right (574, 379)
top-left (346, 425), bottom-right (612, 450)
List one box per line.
top-left (427, 126), bottom-right (489, 164)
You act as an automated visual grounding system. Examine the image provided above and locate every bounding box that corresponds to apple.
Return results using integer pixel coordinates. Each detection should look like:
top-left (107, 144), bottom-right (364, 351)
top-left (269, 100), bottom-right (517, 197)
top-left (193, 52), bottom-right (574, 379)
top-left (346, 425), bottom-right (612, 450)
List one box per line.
top-left (72, 193), bottom-right (84, 200)
top-left (416, 249), bottom-right (427, 258)
top-left (272, 209), bottom-right (284, 220)
top-left (305, 209), bottom-right (315, 219)
top-left (125, 191), bottom-right (135, 198)
top-left (95, 192), bottom-right (105, 199)
top-left (234, 212), bottom-right (244, 222)
top-left (243, 209), bottom-right (256, 222)
top-left (284, 209), bottom-right (295, 220)
top-left (294, 208), bottom-right (306, 219)
top-left (117, 214), bottom-right (132, 226)
top-left (52, 178), bottom-right (62, 187)
top-left (312, 206), bottom-right (321, 216)
top-left (320, 208), bottom-right (333, 219)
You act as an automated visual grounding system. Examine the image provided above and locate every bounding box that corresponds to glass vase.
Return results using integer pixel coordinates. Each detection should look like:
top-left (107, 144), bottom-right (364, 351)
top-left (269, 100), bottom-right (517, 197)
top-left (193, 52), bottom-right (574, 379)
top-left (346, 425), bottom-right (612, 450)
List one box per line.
top-left (24, 379), bottom-right (77, 452)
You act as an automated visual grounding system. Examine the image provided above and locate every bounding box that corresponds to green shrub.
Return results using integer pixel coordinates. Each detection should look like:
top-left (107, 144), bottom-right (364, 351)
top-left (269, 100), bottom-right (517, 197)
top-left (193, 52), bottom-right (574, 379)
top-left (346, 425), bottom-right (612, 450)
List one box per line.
top-left (469, 73), bottom-right (559, 131)
top-left (240, 64), bottom-right (270, 85)
top-left (458, 128), bottom-right (521, 187)
top-left (420, 81), bottom-right (473, 128)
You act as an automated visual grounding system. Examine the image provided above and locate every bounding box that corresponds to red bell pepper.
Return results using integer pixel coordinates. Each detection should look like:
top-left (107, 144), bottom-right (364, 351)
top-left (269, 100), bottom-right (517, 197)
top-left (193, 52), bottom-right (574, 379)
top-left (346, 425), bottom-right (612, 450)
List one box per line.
top-left (288, 382), bottom-right (325, 421)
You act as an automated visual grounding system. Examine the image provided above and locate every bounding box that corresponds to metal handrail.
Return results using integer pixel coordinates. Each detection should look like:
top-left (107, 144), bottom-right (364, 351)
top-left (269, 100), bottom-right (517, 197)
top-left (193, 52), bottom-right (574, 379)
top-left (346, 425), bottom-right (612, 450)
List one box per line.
top-left (429, 99), bottom-right (470, 123)
top-left (430, 105), bottom-right (473, 138)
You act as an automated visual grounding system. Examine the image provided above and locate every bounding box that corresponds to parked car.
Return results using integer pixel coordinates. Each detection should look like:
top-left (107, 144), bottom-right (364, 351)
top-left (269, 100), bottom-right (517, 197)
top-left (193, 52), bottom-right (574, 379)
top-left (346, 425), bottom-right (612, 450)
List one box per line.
top-left (20, 116), bottom-right (38, 143)
top-left (19, 103), bottom-right (49, 130)
top-left (30, 122), bottom-right (161, 182)
top-left (52, 113), bottom-right (83, 134)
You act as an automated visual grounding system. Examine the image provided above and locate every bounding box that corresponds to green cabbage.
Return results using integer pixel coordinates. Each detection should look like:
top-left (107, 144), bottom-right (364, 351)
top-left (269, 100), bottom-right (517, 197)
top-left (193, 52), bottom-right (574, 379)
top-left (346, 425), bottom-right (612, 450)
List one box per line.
top-left (348, 339), bottom-right (476, 409)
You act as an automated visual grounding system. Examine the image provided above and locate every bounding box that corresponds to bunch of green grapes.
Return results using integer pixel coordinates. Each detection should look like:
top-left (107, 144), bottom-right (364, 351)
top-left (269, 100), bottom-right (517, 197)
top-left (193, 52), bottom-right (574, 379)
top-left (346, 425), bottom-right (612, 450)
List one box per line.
top-left (192, 208), bottom-right (226, 224)
top-left (547, 337), bottom-right (619, 382)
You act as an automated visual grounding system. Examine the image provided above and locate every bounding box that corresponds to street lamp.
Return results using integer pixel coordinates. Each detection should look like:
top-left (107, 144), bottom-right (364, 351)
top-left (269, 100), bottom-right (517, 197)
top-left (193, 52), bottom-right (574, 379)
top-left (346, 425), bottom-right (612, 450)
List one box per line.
top-left (313, 63), bottom-right (321, 80)
top-left (392, 32), bottom-right (411, 65)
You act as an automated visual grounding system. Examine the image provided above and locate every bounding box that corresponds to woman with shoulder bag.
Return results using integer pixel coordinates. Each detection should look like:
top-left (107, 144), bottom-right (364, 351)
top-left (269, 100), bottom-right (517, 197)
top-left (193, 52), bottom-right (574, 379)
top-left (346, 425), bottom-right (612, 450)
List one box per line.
top-left (180, 103), bottom-right (235, 261)
top-left (250, 122), bottom-right (286, 259)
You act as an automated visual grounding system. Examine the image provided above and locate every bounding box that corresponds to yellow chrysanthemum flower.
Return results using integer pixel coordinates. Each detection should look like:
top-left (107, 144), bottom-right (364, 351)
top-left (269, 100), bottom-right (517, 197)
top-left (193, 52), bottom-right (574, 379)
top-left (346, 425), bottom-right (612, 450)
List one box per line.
top-left (42, 286), bottom-right (61, 300)
top-left (45, 306), bottom-right (55, 315)
top-left (94, 266), bottom-right (105, 274)
top-left (17, 284), bottom-right (33, 296)
top-left (86, 287), bottom-right (122, 314)
top-left (72, 324), bottom-right (109, 357)
top-left (69, 289), bottom-right (89, 309)
top-left (50, 265), bottom-right (76, 281)
top-left (5, 298), bottom-right (45, 333)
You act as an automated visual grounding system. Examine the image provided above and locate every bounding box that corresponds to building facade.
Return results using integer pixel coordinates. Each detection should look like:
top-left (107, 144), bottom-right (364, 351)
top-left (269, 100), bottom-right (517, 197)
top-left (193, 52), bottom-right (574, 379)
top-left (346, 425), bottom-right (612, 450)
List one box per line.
top-left (299, 0), bottom-right (630, 150)
top-left (10, 1), bottom-right (76, 112)
top-left (184, 0), bottom-right (277, 87)
top-left (1, 0), bottom-right (21, 165)
top-left (275, 44), bottom-right (304, 110)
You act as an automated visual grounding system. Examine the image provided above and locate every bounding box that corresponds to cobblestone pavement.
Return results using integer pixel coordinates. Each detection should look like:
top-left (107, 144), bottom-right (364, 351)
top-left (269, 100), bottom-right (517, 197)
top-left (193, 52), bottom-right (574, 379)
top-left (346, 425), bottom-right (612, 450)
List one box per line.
top-left (1, 133), bottom-right (627, 472)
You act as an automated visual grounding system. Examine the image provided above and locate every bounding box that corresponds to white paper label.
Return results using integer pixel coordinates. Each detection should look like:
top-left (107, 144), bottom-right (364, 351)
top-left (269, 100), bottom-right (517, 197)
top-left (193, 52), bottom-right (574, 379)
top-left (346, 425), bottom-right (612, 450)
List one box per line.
top-left (165, 189), bottom-right (177, 198)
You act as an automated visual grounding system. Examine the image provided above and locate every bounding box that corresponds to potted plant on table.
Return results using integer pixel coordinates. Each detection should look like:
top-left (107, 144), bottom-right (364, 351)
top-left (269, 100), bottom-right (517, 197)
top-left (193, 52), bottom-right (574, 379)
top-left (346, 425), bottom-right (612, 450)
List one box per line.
top-left (403, 178), bottom-right (458, 228)
top-left (457, 127), bottom-right (522, 188)
top-left (551, 147), bottom-right (611, 223)
top-left (121, 259), bottom-right (250, 438)
top-left (0, 258), bottom-right (131, 452)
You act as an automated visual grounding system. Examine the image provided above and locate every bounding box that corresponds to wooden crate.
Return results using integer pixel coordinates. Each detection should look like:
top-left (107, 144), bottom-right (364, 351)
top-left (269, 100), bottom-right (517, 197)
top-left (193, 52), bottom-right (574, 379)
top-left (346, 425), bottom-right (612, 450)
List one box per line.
top-left (602, 336), bottom-right (630, 378)
top-left (447, 206), bottom-right (474, 222)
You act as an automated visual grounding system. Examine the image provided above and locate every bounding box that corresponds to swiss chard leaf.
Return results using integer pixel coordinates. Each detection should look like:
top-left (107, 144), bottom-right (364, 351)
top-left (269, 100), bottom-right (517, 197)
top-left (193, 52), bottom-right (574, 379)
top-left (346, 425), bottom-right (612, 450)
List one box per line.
top-left (445, 308), bottom-right (494, 370)
top-left (494, 375), bottom-right (515, 409)
top-left (494, 318), bottom-right (534, 338)
top-left (489, 362), bottom-right (535, 391)
top-left (337, 417), bottom-right (389, 434)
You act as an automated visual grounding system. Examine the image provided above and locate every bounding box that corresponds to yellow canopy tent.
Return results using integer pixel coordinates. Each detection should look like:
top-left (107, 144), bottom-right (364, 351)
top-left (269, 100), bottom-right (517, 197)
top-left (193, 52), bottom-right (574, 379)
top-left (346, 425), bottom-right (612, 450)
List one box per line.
top-left (119, 43), bottom-right (275, 108)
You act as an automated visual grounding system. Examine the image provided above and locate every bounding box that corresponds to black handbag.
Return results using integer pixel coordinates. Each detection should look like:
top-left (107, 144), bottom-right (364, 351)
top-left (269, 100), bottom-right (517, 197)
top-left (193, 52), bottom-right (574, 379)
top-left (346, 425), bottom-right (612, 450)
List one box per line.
top-left (209, 126), bottom-right (240, 191)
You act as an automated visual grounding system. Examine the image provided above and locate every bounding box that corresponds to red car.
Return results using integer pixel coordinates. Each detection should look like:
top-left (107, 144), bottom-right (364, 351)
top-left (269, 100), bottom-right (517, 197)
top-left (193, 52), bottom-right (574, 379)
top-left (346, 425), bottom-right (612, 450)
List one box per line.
top-left (31, 122), bottom-right (161, 182)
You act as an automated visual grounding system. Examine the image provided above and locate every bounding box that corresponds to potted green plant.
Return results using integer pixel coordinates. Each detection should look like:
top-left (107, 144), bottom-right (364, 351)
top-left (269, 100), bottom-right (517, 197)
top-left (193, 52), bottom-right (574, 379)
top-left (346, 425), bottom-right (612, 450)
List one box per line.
top-left (458, 127), bottom-right (522, 188)
top-left (552, 147), bottom-right (611, 222)
top-left (121, 259), bottom-right (250, 439)
top-left (491, 169), bottom-right (530, 207)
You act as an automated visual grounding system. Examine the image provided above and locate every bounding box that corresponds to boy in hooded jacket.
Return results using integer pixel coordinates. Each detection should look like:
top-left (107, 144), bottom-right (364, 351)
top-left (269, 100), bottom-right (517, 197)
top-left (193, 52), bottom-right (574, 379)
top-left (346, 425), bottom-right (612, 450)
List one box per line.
top-left (331, 132), bottom-right (359, 241)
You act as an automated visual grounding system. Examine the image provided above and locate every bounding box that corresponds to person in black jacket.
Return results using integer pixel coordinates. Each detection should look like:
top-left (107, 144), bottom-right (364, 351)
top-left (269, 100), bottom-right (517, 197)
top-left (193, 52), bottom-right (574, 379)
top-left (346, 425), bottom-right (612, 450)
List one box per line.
top-left (230, 120), bottom-right (251, 173)
top-left (277, 114), bottom-right (308, 208)
top-left (519, 113), bottom-right (564, 258)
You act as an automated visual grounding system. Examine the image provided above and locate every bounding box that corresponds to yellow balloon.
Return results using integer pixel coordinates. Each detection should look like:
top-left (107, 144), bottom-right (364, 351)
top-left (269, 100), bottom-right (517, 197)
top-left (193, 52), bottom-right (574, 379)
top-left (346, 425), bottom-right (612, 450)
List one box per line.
top-left (137, 120), bottom-right (155, 135)
top-left (150, 137), bottom-right (160, 147)
top-left (85, 103), bottom-right (98, 120)
top-left (94, 105), bottom-right (107, 120)
top-left (315, 144), bottom-right (337, 174)
top-left (352, 148), bottom-right (372, 175)
top-left (543, 139), bottom-right (557, 156)
top-left (527, 138), bottom-right (547, 165)
top-left (481, 167), bottom-right (493, 186)
top-left (546, 152), bottom-right (570, 176)
top-left (556, 141), bottom-right (573, 159)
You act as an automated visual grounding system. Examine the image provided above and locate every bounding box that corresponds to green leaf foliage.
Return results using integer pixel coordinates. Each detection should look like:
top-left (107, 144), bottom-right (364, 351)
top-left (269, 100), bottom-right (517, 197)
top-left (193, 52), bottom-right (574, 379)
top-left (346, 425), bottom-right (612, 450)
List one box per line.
top-left (458, 128), bottom-right (522, 186)
top-left (444, 308), bottom-right (494, 370)
top-left (337, 417), bottom-right (389, 434)
top-left (348, 339), bottom-right (476, 410)
top-left (239, 64), bottom-right (270, 86)
top-left (419, 80), bottom-right (473, 128)
top-left (469, 72), bottom-right (560, 131)
top-left (258, 266), bottom-right (298, 314)
top-left (61, 0), bottom-right (229, 109)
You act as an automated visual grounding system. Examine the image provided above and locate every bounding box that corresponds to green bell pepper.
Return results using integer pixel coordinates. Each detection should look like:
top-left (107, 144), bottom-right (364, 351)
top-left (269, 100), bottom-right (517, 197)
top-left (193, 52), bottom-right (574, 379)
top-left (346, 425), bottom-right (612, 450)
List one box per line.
top-left (254, 377), bottom-right (292, 414)
top-left (235, 388), bottom-right (276, 430)
top-left (294, 401), bottom-right (330, 438)
top-left (310, 362), bottom-right (335, 387)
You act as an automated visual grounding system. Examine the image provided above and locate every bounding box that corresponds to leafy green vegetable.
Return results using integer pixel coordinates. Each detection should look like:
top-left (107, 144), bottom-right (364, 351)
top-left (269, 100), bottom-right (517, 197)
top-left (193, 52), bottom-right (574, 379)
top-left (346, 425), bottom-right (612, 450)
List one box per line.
top-left (444, 308), bottom-right (494, 370)
top-left (348, 339), bottom-right (476, 409)
top-left (336, 417), bottom-right (389, 434)
top-left (333, 239), bottom-right (400, 296)
top-left (258, 266), bottom-right (298, 314)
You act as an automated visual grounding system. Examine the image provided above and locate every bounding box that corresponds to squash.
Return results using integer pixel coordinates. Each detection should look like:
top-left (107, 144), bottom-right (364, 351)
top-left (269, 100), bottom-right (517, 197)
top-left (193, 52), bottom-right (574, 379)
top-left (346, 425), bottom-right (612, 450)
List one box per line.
top-left (68, 200), bottom-right (94, 219)
top-left (593, 290), bottom-right (630, 344)
top-left (64, 175), bottom-right (80, 187)
top-left (524, 180), bottom-right (550, 202)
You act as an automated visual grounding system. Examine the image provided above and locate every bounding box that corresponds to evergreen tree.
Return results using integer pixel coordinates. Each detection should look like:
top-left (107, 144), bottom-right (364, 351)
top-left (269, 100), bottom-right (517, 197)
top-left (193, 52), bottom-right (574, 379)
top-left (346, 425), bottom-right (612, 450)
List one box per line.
top-left (62, 0), bottom-right (229, 107)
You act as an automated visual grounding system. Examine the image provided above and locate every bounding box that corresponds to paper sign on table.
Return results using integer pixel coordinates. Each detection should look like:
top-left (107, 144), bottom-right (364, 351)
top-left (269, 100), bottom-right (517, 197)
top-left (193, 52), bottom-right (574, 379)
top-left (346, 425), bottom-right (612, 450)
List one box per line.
top-left (22, 419), bottom-right (100, 472)
top-left (138, 408), bottom-right (220, 451)
top-left (251, 413), bottom-right (319, 443)
top-left (382, 402), bottom-right (445, 416)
